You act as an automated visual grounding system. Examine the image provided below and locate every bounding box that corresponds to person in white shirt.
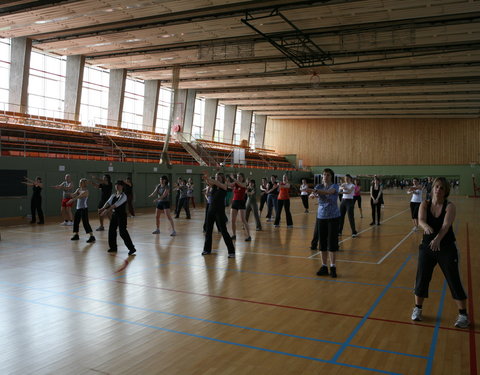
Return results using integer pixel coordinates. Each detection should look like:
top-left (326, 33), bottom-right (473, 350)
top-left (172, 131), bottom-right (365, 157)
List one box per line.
top-left (300, 178), bottom-right (309, 213)
top-left (99, 180), bottom-right (136, 255)
top-left (407, 177), bottom-right (423, 231)
top-left (52, 174), bottom-right (74, 225)
top-left (338, 174), bottom-right (358, 237)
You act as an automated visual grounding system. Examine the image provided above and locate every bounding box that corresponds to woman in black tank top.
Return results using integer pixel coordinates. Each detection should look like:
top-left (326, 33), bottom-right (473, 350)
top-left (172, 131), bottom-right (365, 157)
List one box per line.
top-left (411, 177), bottom-right (469, 328)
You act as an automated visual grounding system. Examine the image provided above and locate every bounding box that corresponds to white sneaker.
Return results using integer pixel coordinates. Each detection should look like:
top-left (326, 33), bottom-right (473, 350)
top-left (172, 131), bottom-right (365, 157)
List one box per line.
top-left (152, 229), bottom-right (160, 234)
top-left (170, 230), bottom-right (176, 236)
top-left (411, 307), bottom-right (422, 321)
top-left (67, 221), bottom-right (73, 226)
top-left (60, 221), bottom-right (68, 226)
top-left (454, 314), bottom-right (470, 328)
top-left (413, 226), bottom-right (418, 232)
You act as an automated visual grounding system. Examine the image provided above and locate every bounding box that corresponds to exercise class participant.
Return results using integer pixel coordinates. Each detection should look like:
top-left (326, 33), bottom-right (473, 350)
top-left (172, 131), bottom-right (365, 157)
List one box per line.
top-left (411, 177), bottom-right (469, 328)
top-left (99, 180), bottom-right (136, 256)
top-left (148, 175), bottom-right (176, 236)
top-left (230, 173), bottom-right (251, 241)
top-left (370, 175), bottom-right (383, 225)
top-left (23, 176), bottom-right (44, 224)
top-left (90, 174), bottom-right (112, 231)
top-left (68, 178), bottom-right (95, 243)
top-left (201, 172), bottom-right (235, 258)
top-left (53, 174), bottom-right (74, 226)
top-left (274, 174), bottom-right (293, 228)
top-left (310, 168), bottom-right (340, 278)
top-left (300, 178), bottom-right (309, 213)
top-left (338, 174), bottom-right (358, 237)
top-left (407, 177), bottom-right (423, 232)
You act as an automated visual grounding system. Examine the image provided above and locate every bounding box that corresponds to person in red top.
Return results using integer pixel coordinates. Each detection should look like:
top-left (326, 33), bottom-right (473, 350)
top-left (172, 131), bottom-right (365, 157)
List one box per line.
top-left (274, 174), bottom-right (293, 228)
top-left (230, 173), bottom-right (251, 241)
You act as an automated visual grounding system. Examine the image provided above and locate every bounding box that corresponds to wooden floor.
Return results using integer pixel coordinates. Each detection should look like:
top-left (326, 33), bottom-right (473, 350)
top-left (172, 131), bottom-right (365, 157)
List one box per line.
top-left (0, 193), bottom-right (478, 375)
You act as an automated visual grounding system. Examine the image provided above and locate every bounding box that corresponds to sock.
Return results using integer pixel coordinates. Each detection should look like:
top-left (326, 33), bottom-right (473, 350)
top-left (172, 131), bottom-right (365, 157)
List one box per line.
top-left (322, 264), bottom-right (327, 267)
top-left (415, 304), bottom-right (423, 309)
top-left (459, 309), bottom-right (467, 316)
top-left (330, 264), bottom-right (336, 268)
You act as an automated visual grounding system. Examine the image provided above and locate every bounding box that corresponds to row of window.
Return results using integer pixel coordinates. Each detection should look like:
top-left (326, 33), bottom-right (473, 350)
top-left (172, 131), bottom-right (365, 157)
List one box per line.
top-left (0, 39), bottom-right (258, 146)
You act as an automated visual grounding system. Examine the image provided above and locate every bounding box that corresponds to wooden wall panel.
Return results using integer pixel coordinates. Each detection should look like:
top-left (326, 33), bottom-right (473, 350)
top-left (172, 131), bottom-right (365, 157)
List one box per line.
top-left (265, 118), bottom-right (480, 166)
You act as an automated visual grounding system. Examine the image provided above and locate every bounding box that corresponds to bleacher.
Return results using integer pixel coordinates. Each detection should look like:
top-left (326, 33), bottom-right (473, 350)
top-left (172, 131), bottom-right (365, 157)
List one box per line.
top-left (0, 110), bottom-right (296, 170)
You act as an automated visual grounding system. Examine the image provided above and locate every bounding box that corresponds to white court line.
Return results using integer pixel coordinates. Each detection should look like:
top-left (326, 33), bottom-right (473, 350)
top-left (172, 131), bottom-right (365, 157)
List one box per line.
top-left (376, 229), bottom-right (415, 264)
top-left (308, 208), bottom-right (409, 259)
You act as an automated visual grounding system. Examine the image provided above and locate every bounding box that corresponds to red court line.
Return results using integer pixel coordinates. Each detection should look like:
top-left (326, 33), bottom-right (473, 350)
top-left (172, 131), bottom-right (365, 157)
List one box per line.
top-left (114, 279), bottom-right (480, 334)
top-left (466, 223), bottom-right (478, 375)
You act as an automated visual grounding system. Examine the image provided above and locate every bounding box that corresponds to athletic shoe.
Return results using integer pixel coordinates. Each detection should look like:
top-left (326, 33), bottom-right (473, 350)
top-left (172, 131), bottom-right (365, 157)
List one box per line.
top-left (287, 225), bottom-right (293, 228)
top-left (201, 250), bottom-right (211, 255)
top-left (67, 221), bottom-right (73, 226)
top-left (107, 248), bottom-right (117, 253)
top-left (70, 234), bottom-right (79, 241)
top-left (256, 227), bottom-right (262, 231)
top-left (86, 236), bottom-right (96, 243)
top-left (454, 314), bottom-right (470, 328)
top-left (330, 266), bottom-right (337, 278)
top-left (413, 226), bottom-right (418, 232)
top-left (228, 253), bottom-right (235, 258)
top-left (377, 222), bottom-right (381, 226)
top-left (310, 246), bottom-right (317, 251)
top-left (352, 232), bottom-right (358, 238)
top-left (274, 225), bottom-right (280, 228)
top-left (170, 231), bottom-right (176, 236)
top-left (266, 218), bottom-right (273, 222)
top-left (37, 221), bottom-right (44, 224)
top-left (411, 307), bottom-right (422, 321)
top-left (316, 265), bottom-right (329, 276)
top-left (152, 229), bottom-right (160, 234)
top-left (231, 235), bottom-right (236, 240)
top-left (60, 221), bottom-right (68, 226)
top-left (96, 226), bottom-right (104, 231)
top-left (128, 248), bottom-right (137, 256)
top-left (245, 236), bottom-right (251, 241)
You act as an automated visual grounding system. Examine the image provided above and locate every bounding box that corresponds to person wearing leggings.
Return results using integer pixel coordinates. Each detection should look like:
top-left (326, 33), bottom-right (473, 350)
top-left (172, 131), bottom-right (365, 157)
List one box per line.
top-left (99, 180), bottom-right (136, 256)
top-left (370, 175), bottom-right (383, 225)
top-left (68, 178), bottom-right (95, 243)
top-left (23, 176), bottom-right (44, 224)
top-left (407, 177), bottom-right (423, 232)
top-left (411, 177), bottom-right (469, 328)
top-left (309, 168), bottom-right (340, 278)
top-left (202, 172), bottom-right (235, 258)
top-left (274, 174), bottom-right (293, 228)
top-left (300, 178), bottom-right (309, 213)
top-left (259, 178), bottom-right (268, 214)
top-left (338, 174), bottom-right (357, 237)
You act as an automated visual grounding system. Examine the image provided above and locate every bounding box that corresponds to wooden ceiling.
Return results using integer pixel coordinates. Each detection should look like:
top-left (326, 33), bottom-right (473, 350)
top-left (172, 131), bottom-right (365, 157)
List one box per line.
top-left (1, 0), bottom-right (479, 118)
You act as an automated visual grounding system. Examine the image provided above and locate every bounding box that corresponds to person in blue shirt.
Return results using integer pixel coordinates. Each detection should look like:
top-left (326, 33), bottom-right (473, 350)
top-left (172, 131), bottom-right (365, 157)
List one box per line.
top-left (309, 168), bottom-right (341, 278)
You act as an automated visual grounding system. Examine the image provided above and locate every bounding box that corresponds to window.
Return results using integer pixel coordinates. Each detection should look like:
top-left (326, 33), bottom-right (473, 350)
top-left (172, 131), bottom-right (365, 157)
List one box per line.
top-left (250, 113), bottom-right (256, 149)
top-left (156, 86), bottom-right (172, 134)
top-left (122, 77), bottom-right (144, 130)
top-left (0, 39), bottom-right (10, 108)
top-left (80, 65), bottom-right (109, 127)
top-left (28, 50), bottom-right (66, 118)
top-left (233, 109), bottom-right (242, 145)
top-left (214, 104), bottom-right (225, 142)
top-left (192, 97), bottom-right (204, 139)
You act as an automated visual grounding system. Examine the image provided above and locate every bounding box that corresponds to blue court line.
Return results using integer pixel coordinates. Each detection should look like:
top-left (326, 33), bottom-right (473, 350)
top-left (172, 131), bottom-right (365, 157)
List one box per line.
top-left (331, 254), bottom-right (413, 362)
top-left (0, 280), bottom-right (428, 360)
top-left (425, 281), bottom-right (447, 375)
top-left (0, 291), bottom-right (403, 375)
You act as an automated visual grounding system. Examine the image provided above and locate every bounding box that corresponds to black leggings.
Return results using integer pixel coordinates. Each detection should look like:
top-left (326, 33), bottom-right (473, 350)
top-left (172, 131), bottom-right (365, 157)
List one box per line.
top-left (274, 199), bottom-right (293, 226)
top-left (414, 242), bottom-right (467, 300)
top-left (31, 196), bottom-right (44, 223)
top-left (259, 194), bottom-right (267, 212)
top-left (108, 213), bottom-right (135, 251)
top-left (73, 208), bottom-right (92, 234)
top-left (203, 208), bottom-right (235, 254)
top-left (339, 198), bottom-right (356, 233)
top-left (175, 197), bottom-right (191, 218)
top-left (371, 201), bottom-right (381, 223)
top-left (301, 195), bottom-right (309, 210)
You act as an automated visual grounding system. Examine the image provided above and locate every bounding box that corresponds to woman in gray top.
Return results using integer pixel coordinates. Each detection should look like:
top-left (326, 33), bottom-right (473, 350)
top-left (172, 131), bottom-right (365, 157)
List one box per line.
top-left (148, 175), bottom-right (176, 236)
top-left (68, 178), bottom-right (95, 243)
